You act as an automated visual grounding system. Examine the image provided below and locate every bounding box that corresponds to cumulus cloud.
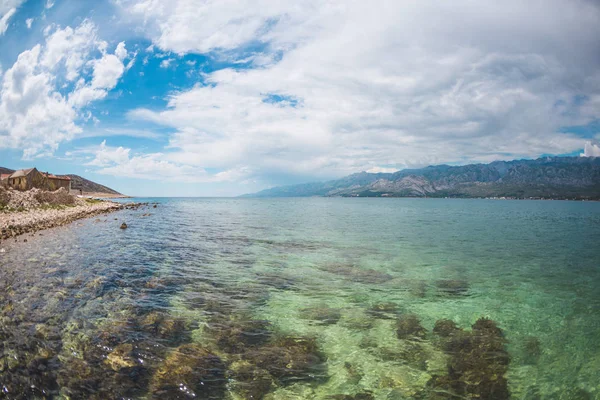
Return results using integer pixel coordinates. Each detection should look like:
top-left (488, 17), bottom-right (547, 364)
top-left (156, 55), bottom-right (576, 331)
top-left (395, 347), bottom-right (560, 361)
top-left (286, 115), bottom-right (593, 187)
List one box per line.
top-left (25, 18), bottom-right (33, 29)
top-left (581, 141), bottom-right (600, 157)
top-left (120, 0), bottom-right (600, 181)
top-left (0, 0), bottom-right (26, 35)
top-left (85, 140), bottom-right (131, 166)
top-left (0, 21), bottom-right (128, 157)
top-left (81, 140), bottom-right (249, 182)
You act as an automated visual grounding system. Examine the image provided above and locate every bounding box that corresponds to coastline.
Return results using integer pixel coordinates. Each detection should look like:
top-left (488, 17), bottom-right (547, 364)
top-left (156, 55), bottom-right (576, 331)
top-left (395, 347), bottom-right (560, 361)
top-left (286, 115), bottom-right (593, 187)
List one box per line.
top-left (0, 200), bottom-right (125, 241)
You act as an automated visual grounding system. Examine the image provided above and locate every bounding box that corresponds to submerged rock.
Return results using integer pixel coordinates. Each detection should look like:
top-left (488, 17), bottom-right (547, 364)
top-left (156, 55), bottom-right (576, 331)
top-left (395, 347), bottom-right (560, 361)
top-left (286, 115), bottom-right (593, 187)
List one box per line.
top-left (432, 317), bottom-right (510, 399)
top-left (299, 305), bottom-right (342, 325)
top-left (141, 311), bottom-right (188, 344)
top-left (432, 319), bottom-right (461, 337)
top-left (120, 222), bottom-right (128, 229)
top-left (320, 264), bottom-right (392, 284)
top-left (521, 336), bottom-right (542, 365)
top-left (396, 314), bottom-right (427, 340)
top-left (436, 279), bottom-right (469, 296)
top-left (209, 318), bottom-right (272, 354)
top-left (327, 392), bottom-right (374, 400)
top-left (104, 343), bottom-right (137, 371)
top-left (366, 302), bottom-right (399, 319)
top-left (243, 336), bottom-right (327, 384)
top-left (150, 343), bottom-right (226, 399)
top-left (227, 360), bottom-right (274, 400)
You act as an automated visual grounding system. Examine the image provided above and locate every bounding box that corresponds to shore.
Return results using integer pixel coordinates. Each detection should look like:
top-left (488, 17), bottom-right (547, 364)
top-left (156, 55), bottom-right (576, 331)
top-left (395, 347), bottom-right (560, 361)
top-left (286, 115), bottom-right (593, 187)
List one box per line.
top-left (0, 200), bottom-right (125, 241)
top-left (80, 192), bottom-right (132, 199)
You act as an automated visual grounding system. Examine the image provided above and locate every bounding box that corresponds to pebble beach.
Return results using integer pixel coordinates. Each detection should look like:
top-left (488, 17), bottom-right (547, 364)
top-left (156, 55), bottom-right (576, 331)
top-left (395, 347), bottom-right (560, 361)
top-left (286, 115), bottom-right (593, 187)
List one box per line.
top-left (0, 186), bottom-right (129, 242)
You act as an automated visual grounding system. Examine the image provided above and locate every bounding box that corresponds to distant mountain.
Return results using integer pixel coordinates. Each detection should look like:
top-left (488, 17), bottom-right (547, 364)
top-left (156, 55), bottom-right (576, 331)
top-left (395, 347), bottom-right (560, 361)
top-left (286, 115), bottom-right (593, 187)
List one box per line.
top-left (243, 157), bottom-right (600, 200)
top-left (66, 175), bottom-right (122, 195)
top-left (0, 166), bottom-right (121, 196)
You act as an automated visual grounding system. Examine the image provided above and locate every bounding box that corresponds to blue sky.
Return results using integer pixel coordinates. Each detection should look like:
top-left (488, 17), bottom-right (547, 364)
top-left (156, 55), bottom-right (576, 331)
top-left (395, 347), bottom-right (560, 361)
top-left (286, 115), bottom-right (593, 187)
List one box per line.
top-left (1, 0), bottom-right (599, 196)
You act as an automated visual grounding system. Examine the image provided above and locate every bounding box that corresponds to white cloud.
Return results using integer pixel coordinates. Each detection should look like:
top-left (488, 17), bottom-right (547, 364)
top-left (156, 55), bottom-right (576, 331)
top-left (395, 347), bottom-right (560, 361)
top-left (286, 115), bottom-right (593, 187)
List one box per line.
top-left (0, 45), bottom-right (80, 158)
top-left (159, 58), bottom-right (174, 68)
top-left (0, 0), bottom-right (26, 36)
top-left (91, 53), bottom-right (125, 89)
top-left (42, 20), bottom-right (103, 81)
top-left (119, 0), bottom-right (600, 183)
top-left (86, 140), bottom-right (131, 166)
top-left (115, 41), bottom-right (127, 61)
top-left (25, 18), bottom-right (33, 29)
top-left (81, 140), bottom-right (249, 183)
top-left (581, 141), bottom-right (600, 157)
top-left (120, 0), bottom-right (325, 55)
top-left (46, 0), bottom-right (55, 9)
top-left (0, 21), bottom-right (127, 158)
top-left (366, 167), bottom-right (399, 174)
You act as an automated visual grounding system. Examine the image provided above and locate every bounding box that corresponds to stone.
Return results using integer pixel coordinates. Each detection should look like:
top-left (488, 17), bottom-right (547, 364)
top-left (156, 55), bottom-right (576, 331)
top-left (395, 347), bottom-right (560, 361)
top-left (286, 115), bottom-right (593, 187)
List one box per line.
top-left (150, 344), bottom-right (226, 398)
top-left (120, 222), bottom-right (128, 229)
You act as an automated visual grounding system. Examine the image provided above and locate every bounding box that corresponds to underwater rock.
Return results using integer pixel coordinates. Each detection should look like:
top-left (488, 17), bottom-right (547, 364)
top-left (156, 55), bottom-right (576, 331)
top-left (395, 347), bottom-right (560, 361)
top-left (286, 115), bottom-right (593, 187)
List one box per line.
top-left (521, 336), bottom-right (542, 365)
top-left (320, 264), bottom-right (392, 284)
top-left (227, 360), bottom-right (274, 400)
top-left (120, 222), bottom-right (127, 229)
top-left (299, 305), bottom-right (342, 325)
top-left (343, 361), bottom-right (363, 384)
top-left (396, 314), bottom-right (427, 340)
top-left (243, 336), bottom-right (327, 384)
top-left (209, 318), bottom-right (272, 354)
top-left (434, 317), bottom-right (510, 400)
top-left (432, 319), bottom-right (461, 337)
top-left (257, 273), bottom-right (298, 291)
top-left (327, 392), bottom-right (374, 400)
top-left (150, 343), bottom-right (226, 399)
top-left (141, 311), bottom-right (188, 343)
top-left (104, 343), bottom-right (137, 371)
top-left (365, 302), bottom-right (399, 319)
top-left (436, 279), bottom-right (469, 296)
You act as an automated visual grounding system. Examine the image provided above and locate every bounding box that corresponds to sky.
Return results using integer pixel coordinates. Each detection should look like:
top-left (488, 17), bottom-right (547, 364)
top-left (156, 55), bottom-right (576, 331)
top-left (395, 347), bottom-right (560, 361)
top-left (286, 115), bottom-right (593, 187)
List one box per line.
top-left (1, 0), bottom-right (600, 197)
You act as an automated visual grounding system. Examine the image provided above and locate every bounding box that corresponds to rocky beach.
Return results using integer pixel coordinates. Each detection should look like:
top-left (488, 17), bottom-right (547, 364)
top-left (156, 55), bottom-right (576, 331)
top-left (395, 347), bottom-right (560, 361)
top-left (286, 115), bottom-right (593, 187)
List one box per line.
top-left (0, 186), bottom-right (126, 241)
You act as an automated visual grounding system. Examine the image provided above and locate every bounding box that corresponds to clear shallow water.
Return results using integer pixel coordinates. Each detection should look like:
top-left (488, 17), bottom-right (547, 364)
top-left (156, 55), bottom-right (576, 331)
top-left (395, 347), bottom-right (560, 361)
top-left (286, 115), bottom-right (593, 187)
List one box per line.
top-left (0, 198), bottom-right (599, 399)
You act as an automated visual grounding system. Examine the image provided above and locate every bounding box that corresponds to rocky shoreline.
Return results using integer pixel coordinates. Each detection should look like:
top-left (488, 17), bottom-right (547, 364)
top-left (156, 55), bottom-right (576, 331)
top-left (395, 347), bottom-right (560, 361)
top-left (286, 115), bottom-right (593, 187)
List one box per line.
top-left (0, 200), bottom-right (125, 241)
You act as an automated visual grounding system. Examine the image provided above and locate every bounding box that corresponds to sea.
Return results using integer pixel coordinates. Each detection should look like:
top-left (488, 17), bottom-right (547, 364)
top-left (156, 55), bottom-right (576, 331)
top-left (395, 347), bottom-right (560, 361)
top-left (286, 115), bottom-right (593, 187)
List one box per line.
top-left (0, 198), bottom-right (599, 399)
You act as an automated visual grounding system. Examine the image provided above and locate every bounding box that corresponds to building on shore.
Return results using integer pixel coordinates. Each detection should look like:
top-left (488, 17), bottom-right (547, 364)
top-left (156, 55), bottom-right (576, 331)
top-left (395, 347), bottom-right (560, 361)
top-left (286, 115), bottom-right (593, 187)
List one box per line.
top-left (6, 168), bottom-right (71, 192)
top-left (0, 174), bottom-right (10, 187)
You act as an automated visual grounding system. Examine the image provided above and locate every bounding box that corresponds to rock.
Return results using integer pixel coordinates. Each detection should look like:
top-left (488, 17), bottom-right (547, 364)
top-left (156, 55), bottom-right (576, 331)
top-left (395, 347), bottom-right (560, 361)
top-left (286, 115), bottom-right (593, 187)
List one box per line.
top-left (432, 319), bottom-right (461, 337)
top-left (209, 319), bottom-right (272, 353)
top-left (227, 360), bottom-right (274, 399)
top-left (299, 305), bottom-right (342, 325)
top-left (150, 343), bottom-right (226, 398)
top-left (436, 279), bottom-right (469, 296)
top-left (243, 336), bottom-right (327, 383)
top-left (104, 343), bottom-right (137, 371)
top-left (396, 314), bottom-right (427, 340)
top-left (153, 204), bottom-right (157, 208)
top-left (120, 222), bottom-right (128, 229)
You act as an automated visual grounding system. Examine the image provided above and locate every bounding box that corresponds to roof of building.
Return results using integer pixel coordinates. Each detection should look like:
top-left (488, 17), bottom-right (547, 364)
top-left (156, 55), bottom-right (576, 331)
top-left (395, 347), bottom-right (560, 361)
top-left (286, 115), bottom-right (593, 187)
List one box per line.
top-left (0, 174), bottom-right (10, 180)
top-left (9, 168), bottom-right (36, 178)
top-left (42, 172), bottom-right (71, 181)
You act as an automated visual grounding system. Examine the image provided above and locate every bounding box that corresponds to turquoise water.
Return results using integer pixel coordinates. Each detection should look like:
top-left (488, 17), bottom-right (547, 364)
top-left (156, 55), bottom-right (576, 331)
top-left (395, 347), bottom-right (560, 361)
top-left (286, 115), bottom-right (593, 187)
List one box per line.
top-left (1, 198), bottom-right (599, 399)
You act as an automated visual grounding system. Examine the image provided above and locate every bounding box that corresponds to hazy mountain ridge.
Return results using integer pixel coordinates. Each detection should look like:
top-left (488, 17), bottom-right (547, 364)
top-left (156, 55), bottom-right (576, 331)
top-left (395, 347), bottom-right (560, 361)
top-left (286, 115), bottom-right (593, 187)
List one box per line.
top-left (244, 157), bottom-right (600, 199)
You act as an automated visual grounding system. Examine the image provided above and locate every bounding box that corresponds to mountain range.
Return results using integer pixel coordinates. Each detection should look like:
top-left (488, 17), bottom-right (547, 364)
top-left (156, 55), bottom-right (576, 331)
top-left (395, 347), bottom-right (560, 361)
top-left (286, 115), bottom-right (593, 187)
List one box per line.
top-left (243, 157), bottom-right (600, 200)
top-left (0, 167), bottom-right (122, 196)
